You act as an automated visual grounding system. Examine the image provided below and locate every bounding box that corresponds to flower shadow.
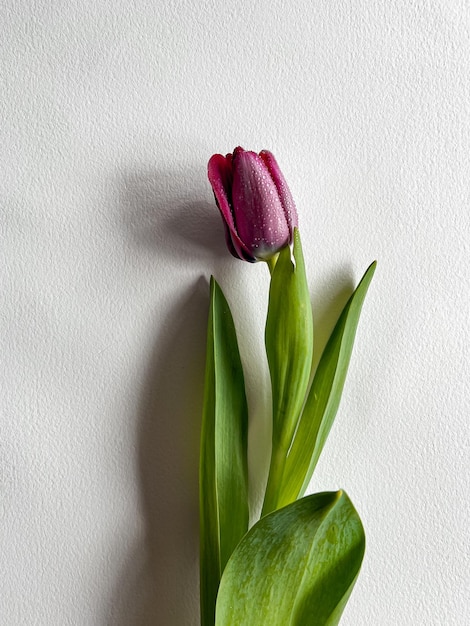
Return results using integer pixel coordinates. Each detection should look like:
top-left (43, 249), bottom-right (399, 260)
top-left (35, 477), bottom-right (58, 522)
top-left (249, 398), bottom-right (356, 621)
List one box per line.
top-left (119, 167), bottom-right (227, 264)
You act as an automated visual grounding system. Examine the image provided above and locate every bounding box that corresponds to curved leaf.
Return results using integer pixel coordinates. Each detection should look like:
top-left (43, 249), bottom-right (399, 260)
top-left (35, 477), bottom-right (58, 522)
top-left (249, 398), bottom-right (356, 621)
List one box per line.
top-left (216, 490), bottom-right (365, 626)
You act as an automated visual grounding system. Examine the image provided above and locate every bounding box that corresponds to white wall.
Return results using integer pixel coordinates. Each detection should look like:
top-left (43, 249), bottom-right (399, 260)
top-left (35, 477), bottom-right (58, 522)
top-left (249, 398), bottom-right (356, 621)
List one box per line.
top-left (2, 1), bottom-right (469, 624)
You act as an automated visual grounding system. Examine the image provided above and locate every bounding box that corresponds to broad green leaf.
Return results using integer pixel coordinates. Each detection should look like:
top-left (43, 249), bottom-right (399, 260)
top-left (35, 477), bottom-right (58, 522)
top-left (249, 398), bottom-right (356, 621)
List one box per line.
top-left (278, 262), bottom-right (376, 507)
top-left (263, 230), bottom-right (314, 515)
top-left (200, 277), bottom-right (249, 626)
top-left (216, 490), bottom-right (365, 626)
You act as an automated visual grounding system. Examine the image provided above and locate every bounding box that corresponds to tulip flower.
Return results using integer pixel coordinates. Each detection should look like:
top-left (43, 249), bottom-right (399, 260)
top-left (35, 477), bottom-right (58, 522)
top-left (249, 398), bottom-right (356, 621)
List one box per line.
top-left (208, 147), bottom-right (298, 262)
top-left (201, 145), bottom-right (376, 626)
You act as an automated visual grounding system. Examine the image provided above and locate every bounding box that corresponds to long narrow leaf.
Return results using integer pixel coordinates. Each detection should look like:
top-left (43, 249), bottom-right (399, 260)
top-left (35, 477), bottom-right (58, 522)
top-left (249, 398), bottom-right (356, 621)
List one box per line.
top-left (199, 277), bottom-right (249, 626)
top-left (279, 261), bottom-right (376, 507)
top-left (262, 230), bottom-right (314, 515)
top-left (216, 490), bottom-right (365, 626)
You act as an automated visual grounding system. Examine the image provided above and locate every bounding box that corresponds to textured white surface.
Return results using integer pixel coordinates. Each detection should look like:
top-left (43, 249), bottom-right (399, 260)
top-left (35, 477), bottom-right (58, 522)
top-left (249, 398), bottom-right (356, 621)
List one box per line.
top-left (2, 1), bottom-right (470, 624)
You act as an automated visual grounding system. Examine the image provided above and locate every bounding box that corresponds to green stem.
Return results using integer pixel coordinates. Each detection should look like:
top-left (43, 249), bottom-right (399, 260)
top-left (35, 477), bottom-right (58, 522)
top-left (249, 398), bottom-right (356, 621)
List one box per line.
top-left (266, 254), bottom-right (279, 275)
top-left (261, 442), bottom-right (287, 517)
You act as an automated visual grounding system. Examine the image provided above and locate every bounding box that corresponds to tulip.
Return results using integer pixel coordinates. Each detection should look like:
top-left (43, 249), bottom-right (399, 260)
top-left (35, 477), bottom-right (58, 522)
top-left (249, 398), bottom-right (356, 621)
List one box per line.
top-left (208, 147), bottom-right (298, 262)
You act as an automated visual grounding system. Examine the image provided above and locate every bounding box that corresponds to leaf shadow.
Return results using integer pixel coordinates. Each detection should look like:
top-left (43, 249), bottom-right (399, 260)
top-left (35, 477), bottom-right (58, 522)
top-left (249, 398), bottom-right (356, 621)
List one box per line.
top-left (104, 167), bottom-right (227, 625)
top-left (105, 280), bottom-right (208, 626)
top-left (311, 267), bottom-right (356, 372)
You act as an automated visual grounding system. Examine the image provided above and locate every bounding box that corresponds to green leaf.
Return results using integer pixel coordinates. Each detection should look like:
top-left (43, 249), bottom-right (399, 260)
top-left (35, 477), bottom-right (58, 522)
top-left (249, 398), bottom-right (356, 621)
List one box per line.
top-left (215, 490), bottom-right (365, 626)
top-left (262, 230), bottom-right (314, 515)
top-left (279, 261), bottom-right (376, 507)
top-left (199, 277), bottom-right (249, 626)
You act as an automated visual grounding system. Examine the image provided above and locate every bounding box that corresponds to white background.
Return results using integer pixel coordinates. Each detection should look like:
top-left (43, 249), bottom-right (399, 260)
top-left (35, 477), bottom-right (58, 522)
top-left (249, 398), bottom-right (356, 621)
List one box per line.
top-left (2, 1), bottom-right (469, 624)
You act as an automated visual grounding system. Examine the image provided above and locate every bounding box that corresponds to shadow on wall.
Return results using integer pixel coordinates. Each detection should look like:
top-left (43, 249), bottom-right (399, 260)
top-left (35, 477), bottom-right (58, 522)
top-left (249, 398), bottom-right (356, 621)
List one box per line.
top-left (104, 167), bottom-right (226, 626)
top-left (114, 284), bottom-right (207, 626)
top-left (118, 166), bottom-right (228, 265)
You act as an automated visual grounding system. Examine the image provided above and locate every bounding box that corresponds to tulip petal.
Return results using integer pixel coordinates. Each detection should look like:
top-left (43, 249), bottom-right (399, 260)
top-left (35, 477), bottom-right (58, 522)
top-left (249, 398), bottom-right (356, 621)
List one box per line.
top-left (260, 150), bottom-right (298, 237)
top-left (208, 153), bottom-right (255, 262)
top-left (232, 149), bottom-right (290, 260)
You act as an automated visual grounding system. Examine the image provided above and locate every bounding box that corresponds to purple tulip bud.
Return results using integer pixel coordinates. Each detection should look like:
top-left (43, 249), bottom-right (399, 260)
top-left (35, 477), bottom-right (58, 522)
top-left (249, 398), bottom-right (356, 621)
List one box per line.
top-left (208, 147), bottom-right (298, 262)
